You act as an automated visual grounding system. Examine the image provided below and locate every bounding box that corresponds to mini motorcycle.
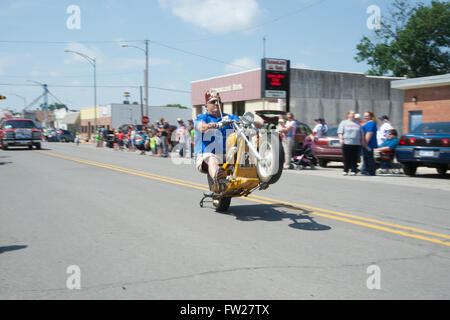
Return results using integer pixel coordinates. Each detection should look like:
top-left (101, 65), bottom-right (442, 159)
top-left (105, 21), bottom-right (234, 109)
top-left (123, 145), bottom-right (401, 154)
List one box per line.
top-left (200, 112), bottom-right (284, 212)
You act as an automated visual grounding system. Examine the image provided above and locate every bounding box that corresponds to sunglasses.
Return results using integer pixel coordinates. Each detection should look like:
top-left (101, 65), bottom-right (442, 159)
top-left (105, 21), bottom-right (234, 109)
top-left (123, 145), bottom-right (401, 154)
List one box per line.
top-left (208, 100), bottom-right (218, 104)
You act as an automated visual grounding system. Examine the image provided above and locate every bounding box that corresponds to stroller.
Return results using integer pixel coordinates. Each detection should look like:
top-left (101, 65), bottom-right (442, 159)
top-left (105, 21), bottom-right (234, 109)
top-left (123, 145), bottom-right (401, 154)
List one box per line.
top-left (292, 135), bottom-right (318, 169)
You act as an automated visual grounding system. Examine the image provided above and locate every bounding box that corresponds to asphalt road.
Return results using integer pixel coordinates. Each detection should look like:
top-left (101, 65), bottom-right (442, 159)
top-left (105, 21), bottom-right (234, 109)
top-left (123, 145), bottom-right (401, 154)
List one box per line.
top-left (0, 142), bottom-right (449, 299)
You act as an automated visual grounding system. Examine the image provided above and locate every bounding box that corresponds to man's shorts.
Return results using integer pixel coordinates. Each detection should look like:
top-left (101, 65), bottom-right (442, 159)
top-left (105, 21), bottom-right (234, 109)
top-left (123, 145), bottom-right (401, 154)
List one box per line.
top-left (195, 153), bottom-right (224, 174)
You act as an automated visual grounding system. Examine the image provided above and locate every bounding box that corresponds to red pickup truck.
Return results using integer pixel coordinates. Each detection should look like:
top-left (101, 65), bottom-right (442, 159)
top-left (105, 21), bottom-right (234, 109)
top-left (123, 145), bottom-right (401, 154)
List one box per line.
top-left (0, 118), bottom-right (42, 150)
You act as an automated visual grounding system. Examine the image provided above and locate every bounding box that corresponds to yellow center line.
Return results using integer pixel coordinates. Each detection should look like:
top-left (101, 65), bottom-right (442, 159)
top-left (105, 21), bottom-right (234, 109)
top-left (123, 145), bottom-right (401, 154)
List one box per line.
top-left (36, 150), bottom-right (450, 247)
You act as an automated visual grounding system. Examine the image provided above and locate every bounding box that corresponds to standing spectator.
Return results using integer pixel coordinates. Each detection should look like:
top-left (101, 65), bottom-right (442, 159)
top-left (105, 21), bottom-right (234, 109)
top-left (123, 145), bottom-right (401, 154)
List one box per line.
top-left (278, 112), bottom-right (297, 169)
top-left (337, 110), bottom-right (366, 176)
top-left (176, 119), bottom-right (187, 157)
top-left (155, 131), bottom-right (163, 156)
top-left (130, 126), bottom-right (136, 152)
top-left (158, 118), bottom-right (169, 157)
top-left (187, 120), bottom-right (195, 158)
top-left (43, 128), bottom-right (49, 141)
top-left (75, 131), bottom-right (80, 146)
top-left (312, 118), bottom-right (328, 138)
top-left (377, 115), bottom-right (393, 146)
top-left (95, 130), bottom-right (102, 147)
top-left (277, 118), bottom-right (287, 143)
top-left (361, 111), bottom-right (378, 176)
top-left (149, 132), bottom-right (157, 155)
top-left (117, 129), bottom-right (125, 151)
top-left (101, 127), bottom-right (108, 147)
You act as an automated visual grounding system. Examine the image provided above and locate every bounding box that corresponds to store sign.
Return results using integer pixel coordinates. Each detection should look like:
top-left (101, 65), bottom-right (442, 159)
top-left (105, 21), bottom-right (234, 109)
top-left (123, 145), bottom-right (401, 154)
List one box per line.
top-left (261, 58), bottom-right (290, 99)
top-left (211, 83), bottom-right (243, 94)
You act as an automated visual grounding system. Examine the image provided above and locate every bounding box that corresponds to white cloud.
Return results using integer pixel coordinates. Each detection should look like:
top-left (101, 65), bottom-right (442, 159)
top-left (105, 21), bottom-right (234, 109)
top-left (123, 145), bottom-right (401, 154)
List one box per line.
top-left (159, 0), bottom-right (261, 34)
top-left (225, 57), bottom-right (259, 73)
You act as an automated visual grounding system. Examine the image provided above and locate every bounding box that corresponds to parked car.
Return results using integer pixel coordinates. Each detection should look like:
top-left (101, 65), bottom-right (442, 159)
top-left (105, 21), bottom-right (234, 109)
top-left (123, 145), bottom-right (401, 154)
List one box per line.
top-left (255, 110), bottom-right (312, 148)
top-left (58, 129), bottom-right (76, 142)
top-left (396, 122), bottom-right (450, 176)
top-left (0, 118), bottom-right (42, 150)
top-left (311, 127), bottom-right (343, 167)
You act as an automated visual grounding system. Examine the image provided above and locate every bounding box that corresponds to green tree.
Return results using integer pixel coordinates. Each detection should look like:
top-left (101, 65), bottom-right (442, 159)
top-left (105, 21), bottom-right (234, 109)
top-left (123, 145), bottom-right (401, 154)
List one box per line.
top-left (40, 103), bottom-right (68, 111)
top-left (166, 104), bottom-right (188, 109)
top-left (355, 0), bottom-right (450, 78)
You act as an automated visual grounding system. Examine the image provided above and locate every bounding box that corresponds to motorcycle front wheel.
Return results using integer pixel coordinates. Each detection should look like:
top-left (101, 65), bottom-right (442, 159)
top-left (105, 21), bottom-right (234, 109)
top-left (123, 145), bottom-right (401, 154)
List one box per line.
top-left (256, 133), bottom-right (283, 184)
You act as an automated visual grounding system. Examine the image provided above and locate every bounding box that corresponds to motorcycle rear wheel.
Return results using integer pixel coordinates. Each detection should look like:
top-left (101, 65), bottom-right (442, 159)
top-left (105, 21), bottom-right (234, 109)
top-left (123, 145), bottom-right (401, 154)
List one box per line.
top-left (207, 175), bottom-right (231, 212)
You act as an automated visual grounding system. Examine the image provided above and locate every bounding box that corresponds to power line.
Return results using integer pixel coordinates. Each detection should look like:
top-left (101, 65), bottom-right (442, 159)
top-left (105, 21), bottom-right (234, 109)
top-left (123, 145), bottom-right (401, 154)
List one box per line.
top-left (0, 83), bottom-right (191, 93)
top-left (149, 40), bottom-right (249, 70)
top-left (0, 39), bottom-right (142, 44)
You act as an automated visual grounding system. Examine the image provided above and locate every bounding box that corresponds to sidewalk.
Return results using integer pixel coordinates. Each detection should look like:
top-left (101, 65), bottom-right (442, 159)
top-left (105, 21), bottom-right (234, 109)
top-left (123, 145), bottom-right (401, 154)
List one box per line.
top-left (286, 162), bottom-right (450, 192)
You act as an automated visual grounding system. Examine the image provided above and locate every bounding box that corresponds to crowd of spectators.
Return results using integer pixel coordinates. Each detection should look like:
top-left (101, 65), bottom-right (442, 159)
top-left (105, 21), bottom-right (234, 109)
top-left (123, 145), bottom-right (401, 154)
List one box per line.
top-left (90, 117), bottom-right (195, 158)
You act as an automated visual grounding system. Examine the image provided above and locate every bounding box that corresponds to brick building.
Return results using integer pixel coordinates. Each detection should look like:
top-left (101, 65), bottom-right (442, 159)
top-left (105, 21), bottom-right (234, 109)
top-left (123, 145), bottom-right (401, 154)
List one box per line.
top-left (391, 74), bottom-right (450, 133)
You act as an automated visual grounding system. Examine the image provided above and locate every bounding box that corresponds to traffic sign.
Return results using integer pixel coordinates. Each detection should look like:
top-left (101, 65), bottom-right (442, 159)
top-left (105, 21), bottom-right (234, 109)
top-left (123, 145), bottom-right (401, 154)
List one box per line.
top-left (142, 116), bottom-right (149, 125)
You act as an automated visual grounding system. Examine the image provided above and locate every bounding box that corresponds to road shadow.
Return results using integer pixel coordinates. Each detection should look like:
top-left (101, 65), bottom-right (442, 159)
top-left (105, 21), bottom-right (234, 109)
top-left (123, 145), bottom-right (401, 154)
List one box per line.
top-left (225, 203), bottom-right (331, 231)
top-left (0, 245), bottom-right (28, 254)
top-left (0, 161), bottom-right (12, 166)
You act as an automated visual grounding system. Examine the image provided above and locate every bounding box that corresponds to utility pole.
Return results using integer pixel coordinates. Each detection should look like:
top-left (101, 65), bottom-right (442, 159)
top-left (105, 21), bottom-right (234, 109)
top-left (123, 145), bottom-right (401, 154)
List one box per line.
top-left (140, 86), bottom-right (143, 122)
top-left (145, 39), bottom-right (149, 117)
top-left (263, 36), bottom-right (266, 59)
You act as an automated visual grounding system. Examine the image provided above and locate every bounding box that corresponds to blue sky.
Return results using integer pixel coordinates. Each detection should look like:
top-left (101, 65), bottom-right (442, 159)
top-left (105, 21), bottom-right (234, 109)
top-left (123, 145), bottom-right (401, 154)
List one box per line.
top-left (0, 0), bottom-right (431, 112)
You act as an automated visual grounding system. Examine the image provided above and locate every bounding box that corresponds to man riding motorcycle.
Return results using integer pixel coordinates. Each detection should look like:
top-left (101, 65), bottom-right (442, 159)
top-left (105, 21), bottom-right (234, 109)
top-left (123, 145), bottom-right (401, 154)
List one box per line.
top-left (194, 90), bottom-right (240, 192)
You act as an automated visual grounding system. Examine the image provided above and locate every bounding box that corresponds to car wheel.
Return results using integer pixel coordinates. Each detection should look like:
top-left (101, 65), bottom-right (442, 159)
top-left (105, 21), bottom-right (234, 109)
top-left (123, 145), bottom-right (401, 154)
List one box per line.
top-left (1, 143), bottom-right (7, 150)
top-left (436, 167), bottom-right (447, 175)
top-left (28, 145), bottom-right (33, 150)
top-left (403, 163), bottom-right (417, 176)
top-left (318, 159), bottom-right (328, 167)
top-left (35, 143), bottom-right (41, 150)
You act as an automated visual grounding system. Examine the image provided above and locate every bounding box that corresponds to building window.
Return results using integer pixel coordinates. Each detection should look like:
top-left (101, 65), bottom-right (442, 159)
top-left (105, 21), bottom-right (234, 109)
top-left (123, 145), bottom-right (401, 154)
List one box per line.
top-left (232, 101), bottom-right (245, 116)
top-left (409, 111), bottom-right (422, 132)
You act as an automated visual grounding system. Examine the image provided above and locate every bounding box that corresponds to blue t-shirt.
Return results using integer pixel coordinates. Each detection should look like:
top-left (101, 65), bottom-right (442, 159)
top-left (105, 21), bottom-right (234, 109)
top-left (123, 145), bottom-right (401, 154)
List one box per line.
top-left (194, 112), bottom-right (240, 158)
top-left (363, 120), bottom-right (378, 149)
top-left (380, 138), bottom-right (399, 151)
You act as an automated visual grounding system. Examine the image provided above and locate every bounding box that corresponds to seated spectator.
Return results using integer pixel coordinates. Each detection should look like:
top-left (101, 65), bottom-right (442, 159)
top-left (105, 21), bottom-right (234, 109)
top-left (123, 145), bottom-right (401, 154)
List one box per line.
top-left (374, 129), bottom-right (399, 173)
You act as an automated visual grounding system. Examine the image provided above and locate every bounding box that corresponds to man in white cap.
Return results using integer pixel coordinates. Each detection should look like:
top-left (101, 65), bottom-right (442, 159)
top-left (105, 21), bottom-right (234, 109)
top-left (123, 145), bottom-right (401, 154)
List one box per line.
top-left (377, 115), bottom-right (393, 145)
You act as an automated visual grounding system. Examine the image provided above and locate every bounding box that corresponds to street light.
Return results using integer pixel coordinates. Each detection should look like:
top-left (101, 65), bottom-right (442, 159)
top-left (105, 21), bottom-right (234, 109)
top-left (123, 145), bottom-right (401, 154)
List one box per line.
top-left (121, 40), bottom-right (149, 118)
top-left (64, 49), bottom-right (97, 137)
